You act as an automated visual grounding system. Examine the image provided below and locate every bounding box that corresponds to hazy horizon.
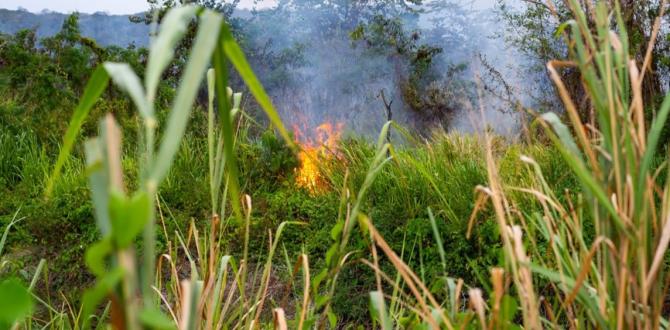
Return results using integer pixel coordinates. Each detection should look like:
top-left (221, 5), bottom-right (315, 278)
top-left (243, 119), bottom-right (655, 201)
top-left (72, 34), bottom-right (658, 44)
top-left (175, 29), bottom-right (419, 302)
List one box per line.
top-left (0, 0), bottom-right (277, 14)
top-left (1, 0), bottom-right (499, 15)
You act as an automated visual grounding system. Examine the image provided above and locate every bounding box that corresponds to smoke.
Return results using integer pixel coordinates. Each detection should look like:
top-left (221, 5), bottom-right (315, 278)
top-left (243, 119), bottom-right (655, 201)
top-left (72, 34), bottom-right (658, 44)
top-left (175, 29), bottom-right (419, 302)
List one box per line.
top-left (240, 4), bottom-right (409, 137)
top-left (239, 0), bottom-right (541, 138)
top-left (1, 0), bottom-right (544, 137)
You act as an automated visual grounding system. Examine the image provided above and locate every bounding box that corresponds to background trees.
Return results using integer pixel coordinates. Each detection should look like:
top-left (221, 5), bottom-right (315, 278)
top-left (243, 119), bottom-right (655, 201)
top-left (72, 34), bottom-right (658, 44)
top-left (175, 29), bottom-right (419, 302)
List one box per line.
top-left (498, 0), bottom-right (670, 120)
top-left (128, 0), bottom-right (478, 133)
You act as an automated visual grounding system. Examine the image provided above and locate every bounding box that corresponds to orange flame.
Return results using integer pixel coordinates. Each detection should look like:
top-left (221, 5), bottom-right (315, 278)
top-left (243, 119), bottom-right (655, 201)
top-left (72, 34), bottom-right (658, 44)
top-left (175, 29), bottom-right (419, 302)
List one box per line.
top-left (294, 122), bottom-right (343, 193)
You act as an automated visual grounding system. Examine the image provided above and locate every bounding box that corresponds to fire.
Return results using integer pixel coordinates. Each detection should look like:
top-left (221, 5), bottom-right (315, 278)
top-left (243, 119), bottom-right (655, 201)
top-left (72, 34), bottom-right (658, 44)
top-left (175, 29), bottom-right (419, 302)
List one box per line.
top-left (294, 121), bottom-right (343, 193)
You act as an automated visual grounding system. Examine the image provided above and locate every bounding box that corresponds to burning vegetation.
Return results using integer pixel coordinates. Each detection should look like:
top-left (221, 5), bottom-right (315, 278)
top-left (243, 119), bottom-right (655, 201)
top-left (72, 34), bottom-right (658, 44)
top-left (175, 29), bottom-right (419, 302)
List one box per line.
top-left (293, 121), bottom-right (344, 193)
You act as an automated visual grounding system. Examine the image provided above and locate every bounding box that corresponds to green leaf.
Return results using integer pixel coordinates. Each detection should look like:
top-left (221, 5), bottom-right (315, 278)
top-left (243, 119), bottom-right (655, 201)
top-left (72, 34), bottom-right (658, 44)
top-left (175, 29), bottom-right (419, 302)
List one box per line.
top-left (369, 291), bottom-right (392, 330)
top-left (151, 10), bottom-right (222, 185)
top-left (330, 221), bottom-right (344, 240)
top-left (46, 66), bottom-right (110, 196)
top-left (85, 238), bottom-right (112, 276)
top-left (376, 121), bottom-right (392, 150)
top-left (312, 269), bottom-right (328, 293)
top-left (527, 262), bottom-right (607, 328)
top-left (315, 294), bottom-right (330, 309)
top-left (84, 138), bottom-right (111, 236)
top-left (640, 91), bottom-right (670, 189)
top-left (103, 62), bottom-right (153, 121)
top-left (327, 310), bottom-right (338, 329)
top-left (140, 307), bottom-right (177, 330)
top-left (81, 268), bottom-right (123, 329)
top-left (541, 112), bottom-right (582, 159)
top-left (554, 20), bottom-right (573, 38)
top-left (212, 36), bottom-right (242, 224)
top-left (325, 244), bottom-right (338, 266)
top-left (0, 278), bottom-right (33, 324)
top-left (109, 191), bottom-right (151, 248)
top-left (500, 295), bottom-right (518, 323)
top-left (145, 5), bottom-right (198, 102)
top-left (0, 210), bottom-right (22, 258)
top-left (219, 24), bottom-right (293, 149)
top-left (428, 207), bottom-right (446, 273)
top-left (541, 112), bottom-right (629, 235)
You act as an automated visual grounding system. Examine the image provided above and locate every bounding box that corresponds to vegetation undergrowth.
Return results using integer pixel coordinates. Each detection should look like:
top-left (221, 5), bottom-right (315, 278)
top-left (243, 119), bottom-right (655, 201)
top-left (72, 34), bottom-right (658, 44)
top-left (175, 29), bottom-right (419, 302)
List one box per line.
top-left (1, 0), bottom-right (670, 329)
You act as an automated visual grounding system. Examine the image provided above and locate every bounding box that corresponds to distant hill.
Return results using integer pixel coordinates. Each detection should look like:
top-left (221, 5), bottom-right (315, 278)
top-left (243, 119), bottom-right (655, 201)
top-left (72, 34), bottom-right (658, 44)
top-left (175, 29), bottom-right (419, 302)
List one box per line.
top-left (0, 9), bottom-right (150, 47)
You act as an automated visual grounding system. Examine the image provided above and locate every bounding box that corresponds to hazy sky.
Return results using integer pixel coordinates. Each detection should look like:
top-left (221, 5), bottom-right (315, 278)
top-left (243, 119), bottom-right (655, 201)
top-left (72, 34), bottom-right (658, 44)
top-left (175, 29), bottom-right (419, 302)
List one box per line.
top-left (0, 0), bottom-right (275, 14)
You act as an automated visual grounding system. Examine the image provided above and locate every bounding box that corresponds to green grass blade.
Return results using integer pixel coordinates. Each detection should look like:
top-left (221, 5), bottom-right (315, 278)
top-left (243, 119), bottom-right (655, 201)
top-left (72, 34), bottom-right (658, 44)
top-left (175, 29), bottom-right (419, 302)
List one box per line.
top-left (376, 121), bottom-right (392, 150)
top-left (84, 137), bottom-right (111, 236)
top-left (212, 41), bottom-right (243, 224)
top-left (151, 10), bottom-right (222, 185)
top-left (0, 209), bottom-right (23, 258)
top-left (103, 62), bottom-right (153, 121)
top-left (541, 112), bottom-right (582, 160)
top-left (145, 5), bottom-right (198, 102)
top-left (369, 291), bottom-right (393, 330)
top-left (46, 65), bottom-right (109, 196)
top-left (527, 262), bottom-right (606, 328)
top-left (219, 24), bottom-right (293, 149)
top-left (541, 112), bottom-right (629, 235)
top-left (640, 93), bottom-right (670, 188)
top-left (427, 208), bottom-right (447, 273)
top-left (207, 68), bottom-right (216, 213)
top-left (28, 259), bottom-right (46, 291)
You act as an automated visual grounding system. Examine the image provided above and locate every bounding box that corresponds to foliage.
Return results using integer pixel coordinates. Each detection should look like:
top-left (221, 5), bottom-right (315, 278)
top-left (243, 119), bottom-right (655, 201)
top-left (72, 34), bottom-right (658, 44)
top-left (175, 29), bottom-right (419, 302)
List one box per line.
top-left (0, 14), bottom-right (154, 143)
top-left (498, 0), bottom-right (670, 119)
top-left (347, 4), bottom-right (480, 130)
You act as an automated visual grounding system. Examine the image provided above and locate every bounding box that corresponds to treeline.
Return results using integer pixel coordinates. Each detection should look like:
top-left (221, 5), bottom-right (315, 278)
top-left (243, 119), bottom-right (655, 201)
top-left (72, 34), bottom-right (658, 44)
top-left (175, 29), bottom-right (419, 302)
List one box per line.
top-left (0, 8), bottom-right (149, 46)
top-left (2, 0), bottom-right (490, 137)
top-left (4, 1), bottom-right (670, 138)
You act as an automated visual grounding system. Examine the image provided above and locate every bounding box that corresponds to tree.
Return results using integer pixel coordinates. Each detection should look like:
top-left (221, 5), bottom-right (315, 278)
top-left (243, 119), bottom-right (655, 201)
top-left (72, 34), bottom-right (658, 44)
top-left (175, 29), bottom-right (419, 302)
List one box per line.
top-left (498, 0), bottom-right (670, 120)
top-left (130, 0), bottom-right (242, 86)
top-left (0, 14), bottom-right (151, 140)
top-left (350, 10), bottom-right (475, 128)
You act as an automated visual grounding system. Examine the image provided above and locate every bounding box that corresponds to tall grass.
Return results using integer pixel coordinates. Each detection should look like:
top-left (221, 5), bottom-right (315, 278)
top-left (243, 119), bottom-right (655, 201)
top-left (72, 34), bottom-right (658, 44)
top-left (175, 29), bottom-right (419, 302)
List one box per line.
top-left (323, 0), bottom-right (670, 328)
top-left (42, 6), bottom-right (295, 329)
top-left (462, 1), bottom-right (670, 328)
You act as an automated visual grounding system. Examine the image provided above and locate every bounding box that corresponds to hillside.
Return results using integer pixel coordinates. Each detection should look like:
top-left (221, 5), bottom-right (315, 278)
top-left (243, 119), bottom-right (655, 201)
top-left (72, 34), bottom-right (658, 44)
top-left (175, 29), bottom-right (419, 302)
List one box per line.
top-left (0, 9), bottom-right (149, 46)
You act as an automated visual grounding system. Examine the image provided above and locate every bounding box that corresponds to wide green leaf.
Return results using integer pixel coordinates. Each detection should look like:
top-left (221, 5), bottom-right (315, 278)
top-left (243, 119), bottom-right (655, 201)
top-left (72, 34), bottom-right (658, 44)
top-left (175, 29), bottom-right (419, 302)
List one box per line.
top-left (0, 278), bottom-right (33, 325)
top-left (109, 191), bottom-right (151, 248)
top-left (151, 10), bottom-right (222, 185)
top-left (140, 307), bottom-right (177, 330)
top-left (145, 5), bottom-right (198, 102)
top-left (369, 291), bottom-right (392, 330)
top-left (103, 62), bottom-right (153, 121)
top-left (85, 238), bottom-right (112, 276)
top-left (84, 137), bottom-right (111, 236)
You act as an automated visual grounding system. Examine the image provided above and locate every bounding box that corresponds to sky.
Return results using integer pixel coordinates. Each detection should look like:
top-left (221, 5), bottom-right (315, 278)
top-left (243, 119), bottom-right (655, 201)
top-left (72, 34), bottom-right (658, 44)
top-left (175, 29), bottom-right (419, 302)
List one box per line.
top-left (0, 0), bottom-right (275, 14)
